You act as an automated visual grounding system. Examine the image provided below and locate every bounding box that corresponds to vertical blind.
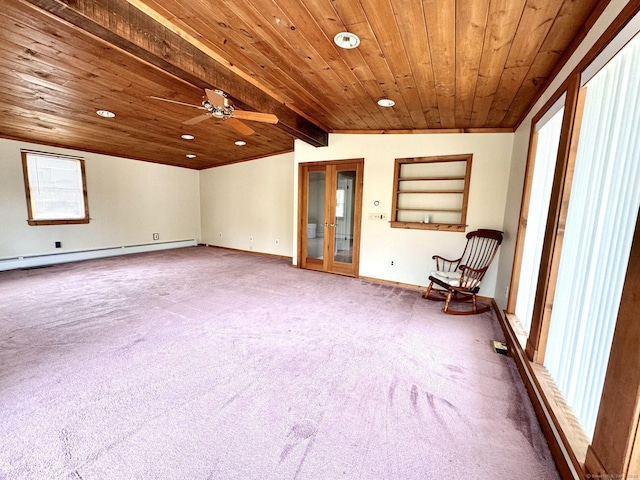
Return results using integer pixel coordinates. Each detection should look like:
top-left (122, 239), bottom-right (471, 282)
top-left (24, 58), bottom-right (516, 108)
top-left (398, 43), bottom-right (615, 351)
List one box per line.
top-left (543, 33), bottom-right (640, 438)
top-left (515, 107), bottom-right (564, 334)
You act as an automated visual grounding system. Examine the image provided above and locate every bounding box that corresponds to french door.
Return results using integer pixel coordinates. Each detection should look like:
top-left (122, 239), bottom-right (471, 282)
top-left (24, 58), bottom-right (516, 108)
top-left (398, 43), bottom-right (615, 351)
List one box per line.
top-left (298, 159), bottom-right (363, 276)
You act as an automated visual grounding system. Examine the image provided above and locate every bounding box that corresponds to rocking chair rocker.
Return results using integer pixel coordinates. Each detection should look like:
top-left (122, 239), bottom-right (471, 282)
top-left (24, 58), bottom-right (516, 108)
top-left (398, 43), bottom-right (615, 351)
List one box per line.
top-left (422, 229), bottom-right (503, 315)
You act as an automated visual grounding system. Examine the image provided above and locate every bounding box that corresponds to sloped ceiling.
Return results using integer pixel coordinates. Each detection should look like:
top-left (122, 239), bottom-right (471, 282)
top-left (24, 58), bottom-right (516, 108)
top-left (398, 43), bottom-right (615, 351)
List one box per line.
top-left (0, 0), bottom-right (607, 169)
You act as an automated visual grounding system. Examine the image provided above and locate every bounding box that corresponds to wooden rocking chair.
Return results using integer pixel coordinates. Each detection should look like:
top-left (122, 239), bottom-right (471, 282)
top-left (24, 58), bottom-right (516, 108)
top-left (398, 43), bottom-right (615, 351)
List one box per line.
top-left (422, 229), bottom-right (503, 315)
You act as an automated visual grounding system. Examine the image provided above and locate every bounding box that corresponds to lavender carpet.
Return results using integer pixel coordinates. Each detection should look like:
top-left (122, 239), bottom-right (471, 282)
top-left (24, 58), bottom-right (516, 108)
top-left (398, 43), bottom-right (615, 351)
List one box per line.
top-left (0, 246), bottom-right (559, 479)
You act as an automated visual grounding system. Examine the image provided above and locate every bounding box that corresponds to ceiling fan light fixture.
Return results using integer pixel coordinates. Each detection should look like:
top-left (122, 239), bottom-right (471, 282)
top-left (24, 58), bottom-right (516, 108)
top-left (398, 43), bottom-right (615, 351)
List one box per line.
top-left (96, 109), bottom-right (115, 118)
top-left (334, 32), bottom-right (360, 49)
top-left (186, 154), bottom-right (196, 159)
top-left (181, 134), bottom-right (195, 140)
top-left (377, 98), bottom-right (395, 108)
top-left (235, 140), bottom-right (247, 146)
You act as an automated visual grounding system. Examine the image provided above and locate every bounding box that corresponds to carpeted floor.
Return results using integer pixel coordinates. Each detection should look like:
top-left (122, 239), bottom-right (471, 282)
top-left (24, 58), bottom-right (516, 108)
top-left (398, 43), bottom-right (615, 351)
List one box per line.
top-left (0, 246), bottom-right (559, 480)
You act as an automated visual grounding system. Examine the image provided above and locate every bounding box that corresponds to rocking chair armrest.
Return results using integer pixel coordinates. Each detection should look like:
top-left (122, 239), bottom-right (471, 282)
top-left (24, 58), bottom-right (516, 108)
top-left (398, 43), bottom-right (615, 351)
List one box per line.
top-left (432, 254), bottom-right (462, 263)
top-left (459, 264), bottom-right (489, 275)
top-left (432, 255), bottom-right (462, 272)
top-left (457, 264), bottom-right (488, 291)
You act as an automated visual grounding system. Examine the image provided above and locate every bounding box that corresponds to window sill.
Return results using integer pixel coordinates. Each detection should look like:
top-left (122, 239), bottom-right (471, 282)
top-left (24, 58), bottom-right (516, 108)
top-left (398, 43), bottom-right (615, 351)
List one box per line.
top-left (501, 311), bottom-right (590, 478)
top-left (390, 221), bottom-right (466, 232)
top-left (27, 218), bottom-right (90, 226)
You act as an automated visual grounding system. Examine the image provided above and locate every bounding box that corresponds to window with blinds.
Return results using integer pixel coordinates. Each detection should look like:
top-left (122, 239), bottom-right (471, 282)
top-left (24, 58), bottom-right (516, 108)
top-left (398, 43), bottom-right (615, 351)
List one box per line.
top-left (515, 105), bottom-right (564, 335)
top-left (543, 32), bottom-right (640, 439)
top-left (21, 151), bottom-right (90, 226)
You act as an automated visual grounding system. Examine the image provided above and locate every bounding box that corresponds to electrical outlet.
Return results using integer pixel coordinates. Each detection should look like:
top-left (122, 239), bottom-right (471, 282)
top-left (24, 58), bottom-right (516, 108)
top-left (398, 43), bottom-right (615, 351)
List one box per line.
top-left (369, 213), bottom-right (387, 220)
top-left (219, 232), bottom-right (222, 237)
top-left (275, 239), bottom-right (280, 245)
top-left (249, 236), bottom-right (254, 242)
top-left (55, 241), bottom-right (62, 248)
top-left (153, 233), bottom-right (159, 240)
top-left (390, 260), bottom-right (394, 266)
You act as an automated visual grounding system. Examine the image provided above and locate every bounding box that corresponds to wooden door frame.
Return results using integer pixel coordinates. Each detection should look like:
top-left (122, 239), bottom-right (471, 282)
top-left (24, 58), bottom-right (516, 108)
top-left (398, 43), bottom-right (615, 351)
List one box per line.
top-left (297, 158), bottom-right (364, 277)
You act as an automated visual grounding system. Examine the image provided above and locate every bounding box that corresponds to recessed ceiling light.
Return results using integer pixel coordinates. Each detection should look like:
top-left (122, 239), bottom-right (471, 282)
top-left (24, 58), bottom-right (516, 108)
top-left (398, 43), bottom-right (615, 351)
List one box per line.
top-left (235, 140), bottom-right (247, 146)
top-left (186, 154), bottom-right (196, 159)
top-left (334, 32), bottom-right (360, 49)
top-left (377, 98), bottom-right (395, 107)
top-left (96, 110), bottom-right (115, 118)
top-left (181, 134), bottom-right (195, 140)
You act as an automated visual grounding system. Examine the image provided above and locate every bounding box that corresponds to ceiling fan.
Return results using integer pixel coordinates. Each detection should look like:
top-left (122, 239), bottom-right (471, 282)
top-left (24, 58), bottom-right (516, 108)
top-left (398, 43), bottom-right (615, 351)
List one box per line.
top-left (150, 88), bottom-right (278, 135)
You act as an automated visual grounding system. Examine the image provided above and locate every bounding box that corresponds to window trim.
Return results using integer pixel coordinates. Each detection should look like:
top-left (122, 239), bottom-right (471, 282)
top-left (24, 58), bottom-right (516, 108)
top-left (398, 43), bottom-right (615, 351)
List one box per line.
top-left (503, 5), bottom-right (640, 478)
top-left (21, 150), bottom-right (90, 226)
top-left (390, 154), bottom-right (472, 232)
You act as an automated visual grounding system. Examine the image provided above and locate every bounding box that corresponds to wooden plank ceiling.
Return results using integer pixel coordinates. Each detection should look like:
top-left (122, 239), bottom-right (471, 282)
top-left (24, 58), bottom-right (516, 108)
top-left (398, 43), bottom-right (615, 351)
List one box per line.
top-left (0, 0), bottom-right (606, 169)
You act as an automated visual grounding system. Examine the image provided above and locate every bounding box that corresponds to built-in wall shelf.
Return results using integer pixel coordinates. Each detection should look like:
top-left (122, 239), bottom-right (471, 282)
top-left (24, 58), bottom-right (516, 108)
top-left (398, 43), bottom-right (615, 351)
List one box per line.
top-left (391, 154), bottom-right (472, 232)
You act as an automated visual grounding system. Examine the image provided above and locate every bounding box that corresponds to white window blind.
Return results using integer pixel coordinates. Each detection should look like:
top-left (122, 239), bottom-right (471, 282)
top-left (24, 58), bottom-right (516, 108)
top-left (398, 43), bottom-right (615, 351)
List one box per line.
top-left (25, 152), bottom-right (86, 221)
top-left (543, 32), bottom-right (640, 438)
top-left (515, 106), bottom-right (564, 334)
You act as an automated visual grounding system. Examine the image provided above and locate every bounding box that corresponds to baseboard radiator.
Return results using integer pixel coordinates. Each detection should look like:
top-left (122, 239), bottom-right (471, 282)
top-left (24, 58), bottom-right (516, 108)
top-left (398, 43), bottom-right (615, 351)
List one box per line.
top-left (0, 239), bottom-right (198, 271)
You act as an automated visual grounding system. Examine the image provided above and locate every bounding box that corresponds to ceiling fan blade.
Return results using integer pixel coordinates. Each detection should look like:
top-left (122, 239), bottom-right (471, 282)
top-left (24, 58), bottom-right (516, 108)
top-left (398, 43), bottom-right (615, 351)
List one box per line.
top-left (232, 110), bottom-right (279, 124)
top-left (225, 117), bottom-right (255, 135)
top-left (149, 96), bottom-right (205, 109)
top-left (183, 113), bottom-right (212, 125)
top-left (205, 88), bottom-right (226, 109)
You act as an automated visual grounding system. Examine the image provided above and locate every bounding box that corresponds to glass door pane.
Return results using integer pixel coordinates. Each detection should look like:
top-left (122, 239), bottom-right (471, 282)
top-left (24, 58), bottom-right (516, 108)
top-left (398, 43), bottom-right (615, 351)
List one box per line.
top-left (306, 170), bottom-right (325, 260)
top-left (334, 170), bottom-right (356, 264)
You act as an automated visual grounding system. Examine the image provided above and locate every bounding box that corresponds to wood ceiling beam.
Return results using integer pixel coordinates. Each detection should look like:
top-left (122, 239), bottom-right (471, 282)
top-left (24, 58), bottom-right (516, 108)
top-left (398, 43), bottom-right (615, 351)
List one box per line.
top-left (20, 0), bottom-right (329, 148)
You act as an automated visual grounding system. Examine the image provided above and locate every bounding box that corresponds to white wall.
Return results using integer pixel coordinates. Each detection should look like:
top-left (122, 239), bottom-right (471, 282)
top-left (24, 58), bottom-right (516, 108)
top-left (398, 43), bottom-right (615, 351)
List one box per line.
top-left (0, 0), bottom-right (632, 300)
top-left (494, 0), bottom-right (635, 311)
top-left (0, 138), bottom-right (201, 259)
top-left (197, 133), bottom-right (513, 297)
top-left (294, 133), bottom-right (514, 297)
top-left (0, 133), bottom-right (512, 298)
top-left (199, 152), bottom-right (295, 257)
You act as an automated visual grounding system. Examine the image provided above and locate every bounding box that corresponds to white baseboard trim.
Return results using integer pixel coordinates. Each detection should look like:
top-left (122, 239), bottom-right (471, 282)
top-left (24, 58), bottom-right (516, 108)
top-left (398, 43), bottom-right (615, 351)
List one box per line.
top-left (0, 239), bottom-right (198, 271)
